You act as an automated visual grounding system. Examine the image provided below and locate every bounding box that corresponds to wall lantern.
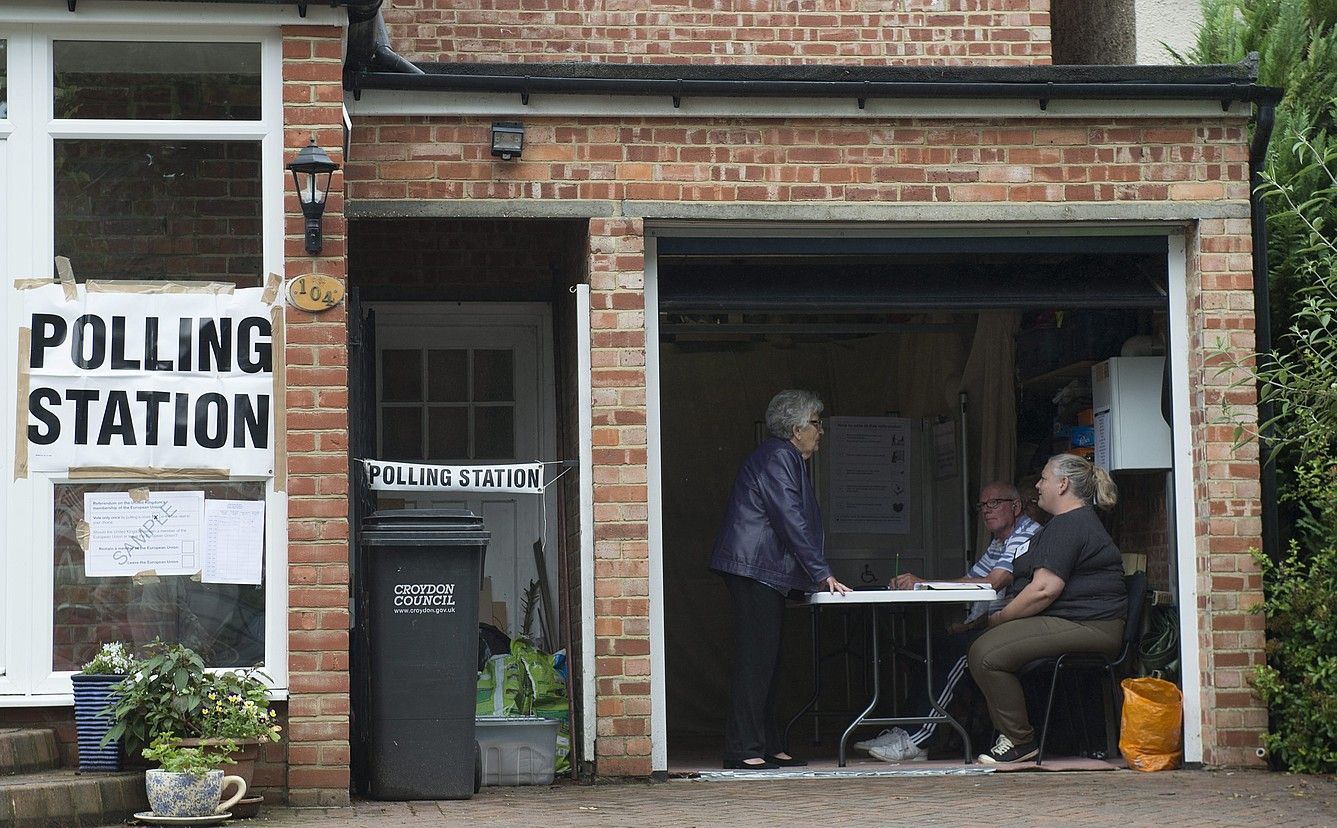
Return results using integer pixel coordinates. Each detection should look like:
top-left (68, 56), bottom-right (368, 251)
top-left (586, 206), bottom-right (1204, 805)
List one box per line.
top-left (286, 137), bottom-right (340, 254)
top-left (490, 121), bottom-right (525, 160)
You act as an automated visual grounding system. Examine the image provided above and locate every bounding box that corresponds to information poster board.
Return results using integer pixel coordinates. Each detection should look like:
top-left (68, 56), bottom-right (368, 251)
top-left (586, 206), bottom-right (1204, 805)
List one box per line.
top-left (826, 416), bottom-right (912, 534)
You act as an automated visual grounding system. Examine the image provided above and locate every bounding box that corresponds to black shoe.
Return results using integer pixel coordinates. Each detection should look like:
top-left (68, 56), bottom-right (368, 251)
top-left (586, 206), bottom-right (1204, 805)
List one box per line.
top-left (766, 755), bottom-right (808, 767)
top-left (976, 734), bottom-right (1039, 764)
top-left (723, 758), bottom-right (779, 770)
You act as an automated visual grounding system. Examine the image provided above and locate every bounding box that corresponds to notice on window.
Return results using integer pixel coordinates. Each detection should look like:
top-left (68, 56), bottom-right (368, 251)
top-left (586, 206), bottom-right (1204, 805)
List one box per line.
top-left (827, 416), bottom-right (912, 534)
top-left (202, 499), bottom-right (265, 585)
top-left (84, 490), bottom-right (205, 577)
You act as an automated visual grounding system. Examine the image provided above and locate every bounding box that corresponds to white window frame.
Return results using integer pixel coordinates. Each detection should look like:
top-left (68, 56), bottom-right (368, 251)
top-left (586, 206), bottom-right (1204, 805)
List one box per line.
top-left (0, 22), bottom-right (289, 704)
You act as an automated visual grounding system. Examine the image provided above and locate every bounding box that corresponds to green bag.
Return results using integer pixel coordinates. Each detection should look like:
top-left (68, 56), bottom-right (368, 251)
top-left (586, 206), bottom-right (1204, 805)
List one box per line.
top-left (475, 642), bottom-right (572, 774)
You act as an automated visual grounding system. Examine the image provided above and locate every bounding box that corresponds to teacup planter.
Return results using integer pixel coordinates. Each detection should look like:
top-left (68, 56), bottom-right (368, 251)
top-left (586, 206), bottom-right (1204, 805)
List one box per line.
top-left (144, 768), bottom-right (246, 818)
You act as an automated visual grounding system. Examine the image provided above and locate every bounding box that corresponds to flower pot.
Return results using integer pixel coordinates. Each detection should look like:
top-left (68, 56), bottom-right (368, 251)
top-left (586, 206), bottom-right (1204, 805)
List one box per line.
top-left (178, 736), bottom-right (263, 791)
top-left (145, 768), bottom-right (247, 818)
top-left (71, 673), bottom-right (125, 772)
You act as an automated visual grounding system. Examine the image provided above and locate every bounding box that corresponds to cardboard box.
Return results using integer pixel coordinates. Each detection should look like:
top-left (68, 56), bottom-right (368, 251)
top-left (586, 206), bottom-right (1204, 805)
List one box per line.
top-left (476, 716), bottom-right (559, 786)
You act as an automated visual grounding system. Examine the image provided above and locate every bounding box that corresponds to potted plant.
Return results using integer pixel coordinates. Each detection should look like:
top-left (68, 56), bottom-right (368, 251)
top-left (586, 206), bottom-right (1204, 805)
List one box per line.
top-left (141, 733), bottom-right (246, 819)
top-left (104, 640), bottom-right (212, 758)
top-left (192, 666), bottom-right (282, 794)
top-left (73, 642), bottom-right (132, 771)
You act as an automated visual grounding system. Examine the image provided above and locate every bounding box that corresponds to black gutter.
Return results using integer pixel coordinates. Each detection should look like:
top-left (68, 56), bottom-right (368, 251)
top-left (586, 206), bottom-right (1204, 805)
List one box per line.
top-left (350, 70), bottom-right (1284, 107)
top-left (1249, 102), bottom-right (1280, 564)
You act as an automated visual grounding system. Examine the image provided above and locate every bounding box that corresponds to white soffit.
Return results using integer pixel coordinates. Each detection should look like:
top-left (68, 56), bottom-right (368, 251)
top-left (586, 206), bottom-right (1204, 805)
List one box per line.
top-left (347, 90), bottom-right (1252, 120)
top-left (0, 0), bottom-right (343, 26)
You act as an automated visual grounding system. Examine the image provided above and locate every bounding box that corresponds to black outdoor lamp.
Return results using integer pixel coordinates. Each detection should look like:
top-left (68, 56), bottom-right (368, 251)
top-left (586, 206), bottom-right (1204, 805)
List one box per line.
top-left (490, 121), bottom-right (524, 160)
top-left (286, 137), bottom-right (340, 254)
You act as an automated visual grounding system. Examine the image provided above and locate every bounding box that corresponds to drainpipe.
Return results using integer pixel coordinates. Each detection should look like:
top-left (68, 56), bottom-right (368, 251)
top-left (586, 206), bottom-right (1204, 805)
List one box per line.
top-left (344, 0), bottom-right (423, 91)
top-left (1249, 101), bottom-right (1279, 564)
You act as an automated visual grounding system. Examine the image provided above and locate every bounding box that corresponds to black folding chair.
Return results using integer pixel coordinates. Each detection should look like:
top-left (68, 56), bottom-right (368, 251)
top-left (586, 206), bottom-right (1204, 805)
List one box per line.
top-left (1025, 570), bottom-right (1149, 764)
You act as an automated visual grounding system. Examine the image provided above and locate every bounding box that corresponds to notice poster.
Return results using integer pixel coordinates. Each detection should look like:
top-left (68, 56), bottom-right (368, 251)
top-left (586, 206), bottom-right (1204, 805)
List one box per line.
top-left (84, 490), bottom-right (205, 577)
top-left (21, 283), bottom-right (274, 475)
top-left (827, 416), bottom-right (912, 534)
top-left (202, 499), bottom-right (265, 585)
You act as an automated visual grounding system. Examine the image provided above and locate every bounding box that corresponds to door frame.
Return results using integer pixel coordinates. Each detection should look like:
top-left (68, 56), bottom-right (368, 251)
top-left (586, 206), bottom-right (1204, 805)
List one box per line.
top-left (365, 301), bottom-right (560, 623)
top-left (645, 222), bottom-right (1205, 771)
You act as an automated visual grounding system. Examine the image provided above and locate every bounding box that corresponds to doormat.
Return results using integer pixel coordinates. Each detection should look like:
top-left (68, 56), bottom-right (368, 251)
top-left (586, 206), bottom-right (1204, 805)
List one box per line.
top-left (991, 756), bottom-right (1121, 772)
top-left (693, 766), bottom-right (996, 781)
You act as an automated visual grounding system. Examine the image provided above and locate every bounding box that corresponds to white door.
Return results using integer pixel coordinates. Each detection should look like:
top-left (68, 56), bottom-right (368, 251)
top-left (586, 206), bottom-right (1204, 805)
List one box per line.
top-left (372, 304), bottom-right (557, 648)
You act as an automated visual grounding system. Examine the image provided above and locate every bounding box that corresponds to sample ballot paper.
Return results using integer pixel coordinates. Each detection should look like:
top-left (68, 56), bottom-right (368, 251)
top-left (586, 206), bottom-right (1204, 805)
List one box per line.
top-left (84, 490), bottom-right (205, 577)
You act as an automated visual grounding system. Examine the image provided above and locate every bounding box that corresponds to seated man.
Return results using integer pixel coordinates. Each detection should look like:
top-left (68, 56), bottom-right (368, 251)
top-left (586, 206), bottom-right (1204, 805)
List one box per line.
top-left (858, 481), bottom-right (1040, 762)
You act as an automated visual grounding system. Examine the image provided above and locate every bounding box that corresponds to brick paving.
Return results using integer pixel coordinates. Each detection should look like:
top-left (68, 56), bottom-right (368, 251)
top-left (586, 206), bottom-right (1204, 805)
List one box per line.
top-left (233, 769), bottom-right (1337, 828)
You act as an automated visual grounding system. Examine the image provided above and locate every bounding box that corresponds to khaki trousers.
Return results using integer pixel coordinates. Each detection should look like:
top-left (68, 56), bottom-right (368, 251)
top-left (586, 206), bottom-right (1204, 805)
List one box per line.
top-left (966, 615), bottom-right (1124, 745)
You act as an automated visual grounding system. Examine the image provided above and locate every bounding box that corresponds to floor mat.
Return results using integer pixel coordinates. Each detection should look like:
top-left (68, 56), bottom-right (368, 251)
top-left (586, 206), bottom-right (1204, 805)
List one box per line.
top-left (693, 765), bottom-right (996, 781)
top-left (992, 756), bottom-right (1122, 772)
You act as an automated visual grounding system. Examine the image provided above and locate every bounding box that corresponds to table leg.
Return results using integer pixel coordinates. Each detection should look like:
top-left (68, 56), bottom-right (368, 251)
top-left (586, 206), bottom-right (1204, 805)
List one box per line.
top-left (920, 605), bottom-right (973, 763)
top-left (838, 605), bottom-right (882, 768)
top-left (783, 606), bottom-right (822, 749)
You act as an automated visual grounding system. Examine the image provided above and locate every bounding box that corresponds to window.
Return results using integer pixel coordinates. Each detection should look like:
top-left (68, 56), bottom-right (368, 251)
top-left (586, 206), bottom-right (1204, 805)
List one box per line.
top-left (381, 347), bottom-right (518, 461)
top-left (54, 139), bottom-right (263, 284)
top-left (53, 41), bottom-right (260, 120)
top-left (0, 26), bottom-right (284, 700)
top-left (53, 482), bottom-right (266, 672)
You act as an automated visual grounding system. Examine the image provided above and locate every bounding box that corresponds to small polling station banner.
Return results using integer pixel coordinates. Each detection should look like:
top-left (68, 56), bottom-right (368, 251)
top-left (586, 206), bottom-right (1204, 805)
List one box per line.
top-left (362, 459), bottom-right (546, 494)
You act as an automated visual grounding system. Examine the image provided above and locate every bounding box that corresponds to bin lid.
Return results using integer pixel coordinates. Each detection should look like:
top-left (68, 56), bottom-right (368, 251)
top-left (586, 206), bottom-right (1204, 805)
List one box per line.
top-left (359, 508), bottom-right (490, 545)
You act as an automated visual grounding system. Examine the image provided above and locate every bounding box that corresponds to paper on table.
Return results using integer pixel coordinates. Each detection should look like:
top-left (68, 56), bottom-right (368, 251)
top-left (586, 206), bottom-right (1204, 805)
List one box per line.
top-left (202, 499), bottom-right (265, 585)
top-left (85, 490), bottom-right (204, 577)
top-left (912, 581), bottom-right (991, 590)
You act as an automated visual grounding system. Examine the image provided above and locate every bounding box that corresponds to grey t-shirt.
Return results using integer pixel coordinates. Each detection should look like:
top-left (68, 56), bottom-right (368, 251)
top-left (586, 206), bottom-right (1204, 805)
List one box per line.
top-left (1008, 506), bottom-right (1126, 620)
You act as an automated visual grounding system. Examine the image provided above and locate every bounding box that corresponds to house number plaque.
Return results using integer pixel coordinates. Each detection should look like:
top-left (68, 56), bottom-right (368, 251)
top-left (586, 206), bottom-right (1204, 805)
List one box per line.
top-left (287, 274), bottom-right (345, 312)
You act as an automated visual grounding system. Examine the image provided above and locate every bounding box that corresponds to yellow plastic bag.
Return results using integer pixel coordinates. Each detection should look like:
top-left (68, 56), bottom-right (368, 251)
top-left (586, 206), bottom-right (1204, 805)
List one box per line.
top-left (1119, 676), bottom-right (1183, 771)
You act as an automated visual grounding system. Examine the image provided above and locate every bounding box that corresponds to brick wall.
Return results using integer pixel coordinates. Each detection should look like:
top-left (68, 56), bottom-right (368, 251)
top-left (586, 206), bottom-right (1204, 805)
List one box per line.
top-left (282, 25), bottom-right (352, 807)
top-left (382, 0), bottom-right (1052, 65)
top-left (586, 218), bottom-right (652, 776)
top-left (347, 114), bottom-right (1264, 769)
top-left (1188, 216), bottom-right (1267, 766)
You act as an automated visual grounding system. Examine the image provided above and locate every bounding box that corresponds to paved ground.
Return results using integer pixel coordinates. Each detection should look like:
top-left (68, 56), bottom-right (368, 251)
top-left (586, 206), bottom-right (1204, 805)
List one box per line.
top-left (227, 769), bottom-right (1337, 828)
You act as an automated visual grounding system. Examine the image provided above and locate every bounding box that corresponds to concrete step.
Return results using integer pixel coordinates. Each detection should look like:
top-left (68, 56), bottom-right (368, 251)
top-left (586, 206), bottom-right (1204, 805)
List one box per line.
top-left (0, 769), bottom-right (147, 828)
top-left (0, 729), bottom-right (60, 775)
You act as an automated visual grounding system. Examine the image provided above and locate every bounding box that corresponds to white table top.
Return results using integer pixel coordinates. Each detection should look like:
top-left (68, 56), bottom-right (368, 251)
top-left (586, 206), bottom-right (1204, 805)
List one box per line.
top-left (802, 587), bottom-right (997, 605)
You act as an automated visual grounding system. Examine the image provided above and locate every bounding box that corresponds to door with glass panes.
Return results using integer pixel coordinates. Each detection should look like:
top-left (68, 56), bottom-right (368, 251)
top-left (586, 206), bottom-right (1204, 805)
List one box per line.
top-left (372, 304), bottom-right (555, 646)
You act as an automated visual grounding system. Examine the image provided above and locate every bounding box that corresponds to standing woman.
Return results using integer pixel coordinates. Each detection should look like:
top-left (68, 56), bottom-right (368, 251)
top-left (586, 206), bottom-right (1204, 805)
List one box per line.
top-left (710, 390), bottom-right (851, 770)
top-left (966, 453), bottom-right (1127, 764)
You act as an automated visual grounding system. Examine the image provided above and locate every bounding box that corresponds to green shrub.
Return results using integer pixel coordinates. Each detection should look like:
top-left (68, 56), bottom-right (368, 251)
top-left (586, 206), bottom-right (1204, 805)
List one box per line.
top-left (1251, 541), bottom-right (1337, 774)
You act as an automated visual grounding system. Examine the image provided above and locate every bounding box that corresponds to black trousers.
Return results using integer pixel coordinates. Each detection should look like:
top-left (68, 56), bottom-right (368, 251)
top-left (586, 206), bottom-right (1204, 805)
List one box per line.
top-left (722, 573), bottom-right (787, 762)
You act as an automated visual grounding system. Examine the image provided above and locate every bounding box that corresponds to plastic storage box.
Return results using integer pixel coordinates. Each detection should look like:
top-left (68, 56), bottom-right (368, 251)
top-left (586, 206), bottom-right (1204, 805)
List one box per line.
top-left (476, 716), bottom-right (559, 786)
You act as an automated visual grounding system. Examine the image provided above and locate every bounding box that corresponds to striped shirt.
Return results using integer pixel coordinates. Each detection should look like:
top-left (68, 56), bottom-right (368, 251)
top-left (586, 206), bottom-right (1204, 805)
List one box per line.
top-left (964, 514), bottom-right (1041, 621)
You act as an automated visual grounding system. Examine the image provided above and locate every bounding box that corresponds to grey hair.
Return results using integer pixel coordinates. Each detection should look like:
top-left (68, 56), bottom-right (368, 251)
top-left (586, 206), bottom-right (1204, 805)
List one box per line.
top-left (1048, 453), bottom-right (1118, 510)
top-left (981, 481), bottom-right (1021, 501)
top-left (765, 390), bottom-right (824, 439)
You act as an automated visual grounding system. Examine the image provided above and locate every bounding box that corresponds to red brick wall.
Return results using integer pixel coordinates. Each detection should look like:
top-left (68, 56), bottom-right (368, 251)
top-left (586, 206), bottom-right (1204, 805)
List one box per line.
top-left (347, 114), bottom-right (1264, 769)
top-left (383, 0), bottom-right (1052, 65)
top-left (282, 25), bottom-right (352, 807)
top-left (1189, 216), bottom-right (1268, 765)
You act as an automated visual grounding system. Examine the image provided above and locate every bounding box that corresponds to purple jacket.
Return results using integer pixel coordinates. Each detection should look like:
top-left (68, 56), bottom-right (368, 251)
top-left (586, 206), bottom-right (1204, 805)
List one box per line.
top-left (709, 437), bottom-right (832, 593)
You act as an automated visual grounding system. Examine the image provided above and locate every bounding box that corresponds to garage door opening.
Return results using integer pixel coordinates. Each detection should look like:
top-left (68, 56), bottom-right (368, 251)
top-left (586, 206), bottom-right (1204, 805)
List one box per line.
top-left (651, 230), bottom-right (1183, 773)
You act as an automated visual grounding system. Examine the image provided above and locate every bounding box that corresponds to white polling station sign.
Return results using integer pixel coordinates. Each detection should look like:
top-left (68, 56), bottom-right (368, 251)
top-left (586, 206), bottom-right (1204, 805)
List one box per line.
top-left (21, 283), bottom-right (274, 475)
top-left (362, 459), bottom-right (545, 493)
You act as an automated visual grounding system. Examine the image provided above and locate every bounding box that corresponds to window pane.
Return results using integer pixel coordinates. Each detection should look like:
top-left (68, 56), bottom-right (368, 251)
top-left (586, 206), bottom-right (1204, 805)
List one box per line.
top-left (53, 481), bottom-right (266, 671)
top-left (381, 349), bottom-right (422, 403)
top-left (473, 349), bottom-right (514, 402)
top-left (1, 40), bottom-right (7, 119)
top-left (474, 406), bottom-right (515, 460)
top-left (381, 408), bottom-right (423, 461)
top-left (428, 406), bottom-right (468, 460)
top-left (427, 349), bottom-right (467, 402)
top-left (54, 41), bottom-right (261, 120)
top-left (54, 139), bottom-right (262, 285)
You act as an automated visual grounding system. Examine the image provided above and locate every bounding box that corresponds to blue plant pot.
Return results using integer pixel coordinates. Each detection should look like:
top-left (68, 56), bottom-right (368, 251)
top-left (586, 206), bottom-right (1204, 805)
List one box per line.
top-left (72, 673), bottom-right (124, 772)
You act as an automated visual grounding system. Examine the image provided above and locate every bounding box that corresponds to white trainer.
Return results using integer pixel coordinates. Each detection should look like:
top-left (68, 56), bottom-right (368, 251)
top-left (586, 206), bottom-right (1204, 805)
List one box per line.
top-left (869, 739), bottom-right (926, 763)
top-left (853, 727), bottom-right (910, 752)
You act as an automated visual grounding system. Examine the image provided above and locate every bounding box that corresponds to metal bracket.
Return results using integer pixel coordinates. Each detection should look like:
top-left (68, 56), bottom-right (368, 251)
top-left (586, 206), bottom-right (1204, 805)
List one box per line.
top-left (521, 78), bottom-right (531, 106)
top-left (67, 0), bottom-right (76, 10)
top-left (298, 2), bottom-right (308, 17)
